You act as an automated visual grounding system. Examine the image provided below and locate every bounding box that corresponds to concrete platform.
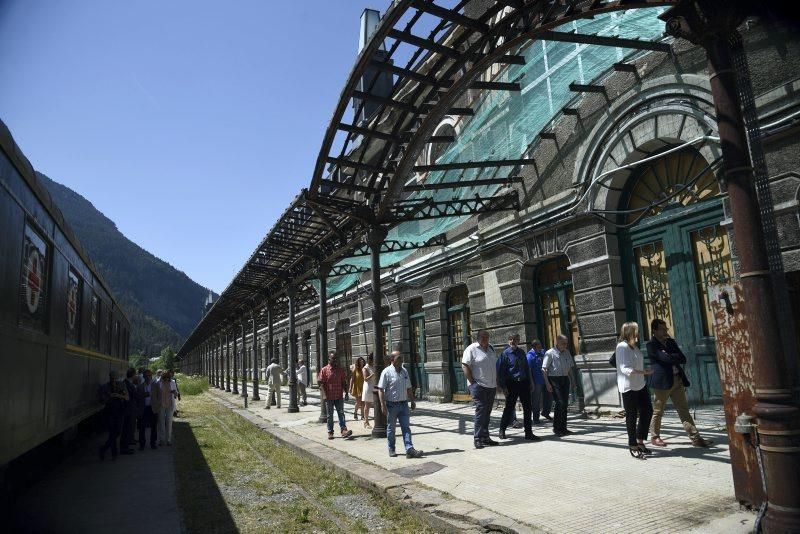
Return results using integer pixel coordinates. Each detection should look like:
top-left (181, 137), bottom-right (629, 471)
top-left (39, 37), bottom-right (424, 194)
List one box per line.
top-left (214, 384), bottom-right (756, 534)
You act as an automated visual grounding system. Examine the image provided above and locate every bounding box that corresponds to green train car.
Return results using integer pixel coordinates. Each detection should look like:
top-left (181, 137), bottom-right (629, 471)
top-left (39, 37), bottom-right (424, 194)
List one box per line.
top-left (0, 119), bottom-right (130, 468)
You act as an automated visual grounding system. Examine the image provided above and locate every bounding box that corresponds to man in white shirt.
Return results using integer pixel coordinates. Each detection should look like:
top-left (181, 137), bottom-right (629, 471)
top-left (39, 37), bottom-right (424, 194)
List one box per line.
top-left (296, 359), bottom-right (308, 406)
top-left (265, 358), bottom-right (284, 409)
top-left (461, 330), bottom-right (498, 449)
top-left (378, 351), bottom-right (423, 459)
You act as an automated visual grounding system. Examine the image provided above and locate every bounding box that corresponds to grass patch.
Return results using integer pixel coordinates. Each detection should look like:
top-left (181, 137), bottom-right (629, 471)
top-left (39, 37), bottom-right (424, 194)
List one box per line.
top-left (175, 373), bottom-right (209, 396)
top-left (174, 394), bottom-right (434, 533)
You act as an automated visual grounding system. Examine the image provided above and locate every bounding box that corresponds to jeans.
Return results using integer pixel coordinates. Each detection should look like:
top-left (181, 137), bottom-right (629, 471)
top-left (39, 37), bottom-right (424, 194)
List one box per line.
top-left (650, 381), bottom-right (699, 439)
top-left (386, 401), bottom-right (414, 453)
top-left (622, 386), bottom-right (653, 446)
top-left (500, 381), bottom-right (532, 435)
top-left (138, 405), bottom-right (158, 446)
top-left (469, 383), bottom-right (496, 441)
top-left (549, 376), bottom-right (570, 434)
top-left (326, 399), bottom-right (347, 433)
top-left (531, 382), bottom-right (552, 421)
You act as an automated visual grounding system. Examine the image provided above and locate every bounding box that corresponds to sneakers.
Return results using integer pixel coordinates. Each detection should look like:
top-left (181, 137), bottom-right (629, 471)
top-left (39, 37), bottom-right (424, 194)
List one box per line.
top-left (498, 429), bottom-right (506, 440)
top-left (481, 438), bottom-right (499, 446)
top-left (389, 450), bottom-right (397, 457)
top-left (341, 428), bottom-right (353, 438)
top-left (474, 440), bottom-right (485, 449)
top-left (542, 414), bottom-right (553, 421)
top-left (406, 448), bottom-right (423, 459)
top-left (524, 434), bottom-right (541, 441)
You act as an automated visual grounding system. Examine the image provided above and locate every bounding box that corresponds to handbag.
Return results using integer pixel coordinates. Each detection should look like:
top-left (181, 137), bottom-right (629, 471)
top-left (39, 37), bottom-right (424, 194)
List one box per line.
top-left (608, 352), bottom-right (616, 368)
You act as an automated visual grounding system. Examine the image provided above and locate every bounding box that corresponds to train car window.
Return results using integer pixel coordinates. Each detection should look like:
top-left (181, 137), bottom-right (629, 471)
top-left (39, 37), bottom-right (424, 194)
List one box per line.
top-left (18, 223), bottom-right (50, 332)
top-left (105, 307), bottom-right (112, 355)
top-left (66, 269), bottom-right (82, 345)
top-left (113, 320), bottom-right (119, 358)
top-left (90, 294), bottom-right (100, 350)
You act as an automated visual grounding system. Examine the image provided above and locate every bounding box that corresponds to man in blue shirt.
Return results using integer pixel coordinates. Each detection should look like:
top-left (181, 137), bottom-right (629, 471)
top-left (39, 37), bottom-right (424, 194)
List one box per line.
top-left (497, 332), bottom-right (540, 441)
top-left (526, 339), bottom-right (552, 425)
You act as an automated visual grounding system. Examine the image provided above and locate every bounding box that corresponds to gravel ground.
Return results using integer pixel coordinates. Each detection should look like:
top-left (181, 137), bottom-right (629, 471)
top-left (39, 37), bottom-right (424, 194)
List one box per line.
top-left (330, 494), bottom-right (391, 530)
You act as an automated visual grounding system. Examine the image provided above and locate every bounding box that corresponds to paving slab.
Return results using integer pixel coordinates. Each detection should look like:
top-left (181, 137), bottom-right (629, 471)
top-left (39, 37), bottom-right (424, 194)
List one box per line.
top-left (212, 385), bottom-right (755, 534)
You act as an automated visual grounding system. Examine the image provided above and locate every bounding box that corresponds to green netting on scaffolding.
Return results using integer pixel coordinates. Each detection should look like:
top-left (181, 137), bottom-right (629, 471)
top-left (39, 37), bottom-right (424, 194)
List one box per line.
top-left (319, 7), bottom-right (667, 296)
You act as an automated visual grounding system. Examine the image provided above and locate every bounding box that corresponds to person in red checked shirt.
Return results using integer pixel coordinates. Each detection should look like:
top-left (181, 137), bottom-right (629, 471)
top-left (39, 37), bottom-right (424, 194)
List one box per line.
top-left (317, 352), bottom-right (353, 440)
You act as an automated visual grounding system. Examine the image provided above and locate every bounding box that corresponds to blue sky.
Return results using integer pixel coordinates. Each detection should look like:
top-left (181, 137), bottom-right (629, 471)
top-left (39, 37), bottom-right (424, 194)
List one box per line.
top-left (0, 0), bottom-right (376, 293)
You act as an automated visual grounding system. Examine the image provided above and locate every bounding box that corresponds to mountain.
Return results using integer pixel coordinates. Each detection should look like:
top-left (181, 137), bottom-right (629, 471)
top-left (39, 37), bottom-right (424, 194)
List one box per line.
top-left (37, 172), bottom-right (216, 355)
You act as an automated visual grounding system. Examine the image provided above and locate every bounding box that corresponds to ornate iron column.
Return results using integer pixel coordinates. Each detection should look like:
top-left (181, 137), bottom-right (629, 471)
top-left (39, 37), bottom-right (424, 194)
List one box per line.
top-left (267, 301), bottom-right (276, 407)
top-left (317, 263), bottom-right (330, 423)
top-left (232, 325), bottom-right (239, 395)
top-left (663, 3), bottom-right (800, 531)
top-left (225, 329), bottom-right (232, 392)
top-left (217, 334), bottom-right (223, 389)
top-left (252, 307), bottom-right (260, 401)
top-left (287, 285), bottom-right (299, 413)
top-left (240, 317), bottom-right (247, 399)
top-left (368, 227), bottom-right (388, 438)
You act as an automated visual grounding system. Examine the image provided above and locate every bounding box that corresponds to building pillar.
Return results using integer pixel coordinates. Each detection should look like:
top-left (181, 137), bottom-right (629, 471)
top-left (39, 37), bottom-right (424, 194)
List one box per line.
top-left (217, 334), bottom-right (223, 389)
top-left (240, 317), bottom-right (247, 399)
top-left (287, 286), bottom-right (299, 413)
top-left (317, 264), bottom-right (330, 423)
top-left (368, 227), bottom-right (388, 438)
top-left (232, 325), bottom-right (239, 395)
top-left (267, 302), bottom-right (277, 407)
top-left (663, 4), bottom-right (800, 531)
top-left (252, 308), bottom-right (260, 401)
top-left (225, 330), bottom-right (232, 392)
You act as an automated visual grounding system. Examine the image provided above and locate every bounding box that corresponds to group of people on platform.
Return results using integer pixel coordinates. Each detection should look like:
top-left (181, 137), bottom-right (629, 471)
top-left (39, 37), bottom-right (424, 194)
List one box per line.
top-left (240, 316), bottom-right (712, 461)
top-left (462, 317), bottom-right (712, 457)
top-left (98, 367), bottom-right (180, 461)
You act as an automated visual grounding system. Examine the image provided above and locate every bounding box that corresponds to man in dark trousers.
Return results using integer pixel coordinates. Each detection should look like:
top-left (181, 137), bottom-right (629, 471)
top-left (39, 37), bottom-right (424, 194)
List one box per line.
top-left (98, 370), bottom-right (128, 461)
top-left (497, 332), bottom-right (539, 441)
top-left (119, 368), bottom-right (138, 454)
top-left (647, 318), bottom-right (712, 448)
top-left (137, 369), bottom-right (158, 449)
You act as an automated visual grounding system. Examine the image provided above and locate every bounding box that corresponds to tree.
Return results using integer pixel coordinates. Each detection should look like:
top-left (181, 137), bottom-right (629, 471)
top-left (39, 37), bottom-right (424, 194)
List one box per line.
top-left (130, 351), bottom-right (149, 369)
top-left (161, 346), bottom-right (176, 370)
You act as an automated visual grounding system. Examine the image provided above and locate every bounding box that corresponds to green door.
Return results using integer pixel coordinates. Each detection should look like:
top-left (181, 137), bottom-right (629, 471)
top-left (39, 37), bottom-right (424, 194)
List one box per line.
top-left (408, 298), bottom-right (427, 399)
top-left (447, 286), bottom-right (470, 396)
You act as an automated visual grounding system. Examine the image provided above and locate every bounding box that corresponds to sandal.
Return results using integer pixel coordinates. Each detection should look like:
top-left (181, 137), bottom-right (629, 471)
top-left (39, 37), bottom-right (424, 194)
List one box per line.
top-left (637, 444), bottom-right (652, 455)
top-left (364, 422), bottom-right (371, 429)
top-left (629, 446), bottom-right (646, 459)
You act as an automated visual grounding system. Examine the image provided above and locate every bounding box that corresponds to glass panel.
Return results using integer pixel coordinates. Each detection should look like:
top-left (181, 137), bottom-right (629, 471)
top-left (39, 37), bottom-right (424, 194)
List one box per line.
top-left (19, 224), bottom-right (49, 332)
top-left (382, 323), bottom-right (391, 357)
top-left (66, 269), bottom-right (82, 345)
top-left (450, 311), bottom-right (465, 356)
top-left (691, 225), bottom-right (733, 337)
top-left (565, 288), bottom-right (580, 354)
top-left (540, 291), bottom-right (562, 349)
top-left (633, 240), bottom-right (674, 338)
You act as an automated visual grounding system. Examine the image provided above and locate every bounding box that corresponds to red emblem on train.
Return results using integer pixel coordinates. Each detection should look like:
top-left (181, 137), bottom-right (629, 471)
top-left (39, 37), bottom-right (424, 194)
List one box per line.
top-left (25, 249), bottom-right (42, 314)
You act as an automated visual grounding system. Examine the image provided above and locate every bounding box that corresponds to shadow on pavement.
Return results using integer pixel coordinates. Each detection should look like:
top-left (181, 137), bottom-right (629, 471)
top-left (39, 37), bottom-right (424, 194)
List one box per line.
top-left (172, 421), bottom-right (237, 534)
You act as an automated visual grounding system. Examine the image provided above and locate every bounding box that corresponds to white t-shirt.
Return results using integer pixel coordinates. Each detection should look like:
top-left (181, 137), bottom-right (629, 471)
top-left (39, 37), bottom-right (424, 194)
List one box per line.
top-left (461, 342), bottom-right (497, 388)
top-left (296, 365), bottom-right (308, 386)
top-left (616, 342), bottom-right (646, 393)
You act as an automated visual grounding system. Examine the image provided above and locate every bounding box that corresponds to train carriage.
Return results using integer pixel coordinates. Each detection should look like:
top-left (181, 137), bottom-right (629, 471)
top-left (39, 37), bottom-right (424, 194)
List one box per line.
top-left (0, 118), bottom-right (130, 468)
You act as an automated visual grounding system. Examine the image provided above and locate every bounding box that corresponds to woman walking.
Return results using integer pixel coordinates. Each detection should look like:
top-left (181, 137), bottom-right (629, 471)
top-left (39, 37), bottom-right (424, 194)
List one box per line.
top-left (616, 321), bottom-right (654, 459)
top-left (362, 354), bottom-right (376, 429)
top-left (350, 356), bottom-right (366, 421)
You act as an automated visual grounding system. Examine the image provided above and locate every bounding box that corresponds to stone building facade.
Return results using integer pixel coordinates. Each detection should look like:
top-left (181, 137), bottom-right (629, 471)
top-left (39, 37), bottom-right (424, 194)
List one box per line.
top-left (243, 16), bottom-right (799, 410)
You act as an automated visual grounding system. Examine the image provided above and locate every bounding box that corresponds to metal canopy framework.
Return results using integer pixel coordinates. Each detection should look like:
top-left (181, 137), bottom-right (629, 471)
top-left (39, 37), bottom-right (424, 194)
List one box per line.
top-left (179, 0), bottom-right (677, 358)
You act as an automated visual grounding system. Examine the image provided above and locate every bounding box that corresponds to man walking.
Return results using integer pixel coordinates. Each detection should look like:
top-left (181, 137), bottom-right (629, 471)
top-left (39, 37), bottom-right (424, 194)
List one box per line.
top-left (461, 330), bottom-right (498, 449)
top-left (137, 369), bottom-right (159, 449)
top-left (318, 353), bottom-right (353, 440)
top-left (648, 319), bottom-right (712, 448)
top-left (296, 359), bottom-right (308, 406)
top-left (526, 339), bottom-right (551, 425)
top-left (377, 350), bottom-right (423, 458)
top-left (120, 368), bottom-right (138, 455)
top-left (498, 333), bottom-right (539, 441)
top-left (542, 335), bottom-right (575, 436)
top-left (265, 358), bottom-right (283, 409)
top-left (98, 370), bottom-right (128, 461)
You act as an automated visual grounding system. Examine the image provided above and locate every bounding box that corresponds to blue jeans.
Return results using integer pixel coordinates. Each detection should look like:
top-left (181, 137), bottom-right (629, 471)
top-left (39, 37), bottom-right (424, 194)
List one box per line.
top-left (326, 399), bottom-right (347, 433)
top-left (386, 401), bottom-right (413, 453)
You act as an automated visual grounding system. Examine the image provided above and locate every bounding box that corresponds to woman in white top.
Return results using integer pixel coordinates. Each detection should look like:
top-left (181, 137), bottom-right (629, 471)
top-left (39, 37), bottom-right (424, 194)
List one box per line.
top-left (616, 321), bottom-right (654, 459)
top-left (361, 353), bottom-right (376, 429)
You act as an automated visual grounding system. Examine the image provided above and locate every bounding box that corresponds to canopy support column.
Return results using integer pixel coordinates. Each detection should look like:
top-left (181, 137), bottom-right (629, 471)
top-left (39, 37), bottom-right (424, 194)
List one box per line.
top-left (369, 227), bottom-right (388, 439)
top-left (252, 308), bottom-right (260, 401)
top-left (225, 331), bottom-right (231, 392)
top-left (317, 264), bottom-right (330, 424)
top-left (241, 317), bottom-right (248, 400)
top-left (288, 286), bottom-right (300, 413)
